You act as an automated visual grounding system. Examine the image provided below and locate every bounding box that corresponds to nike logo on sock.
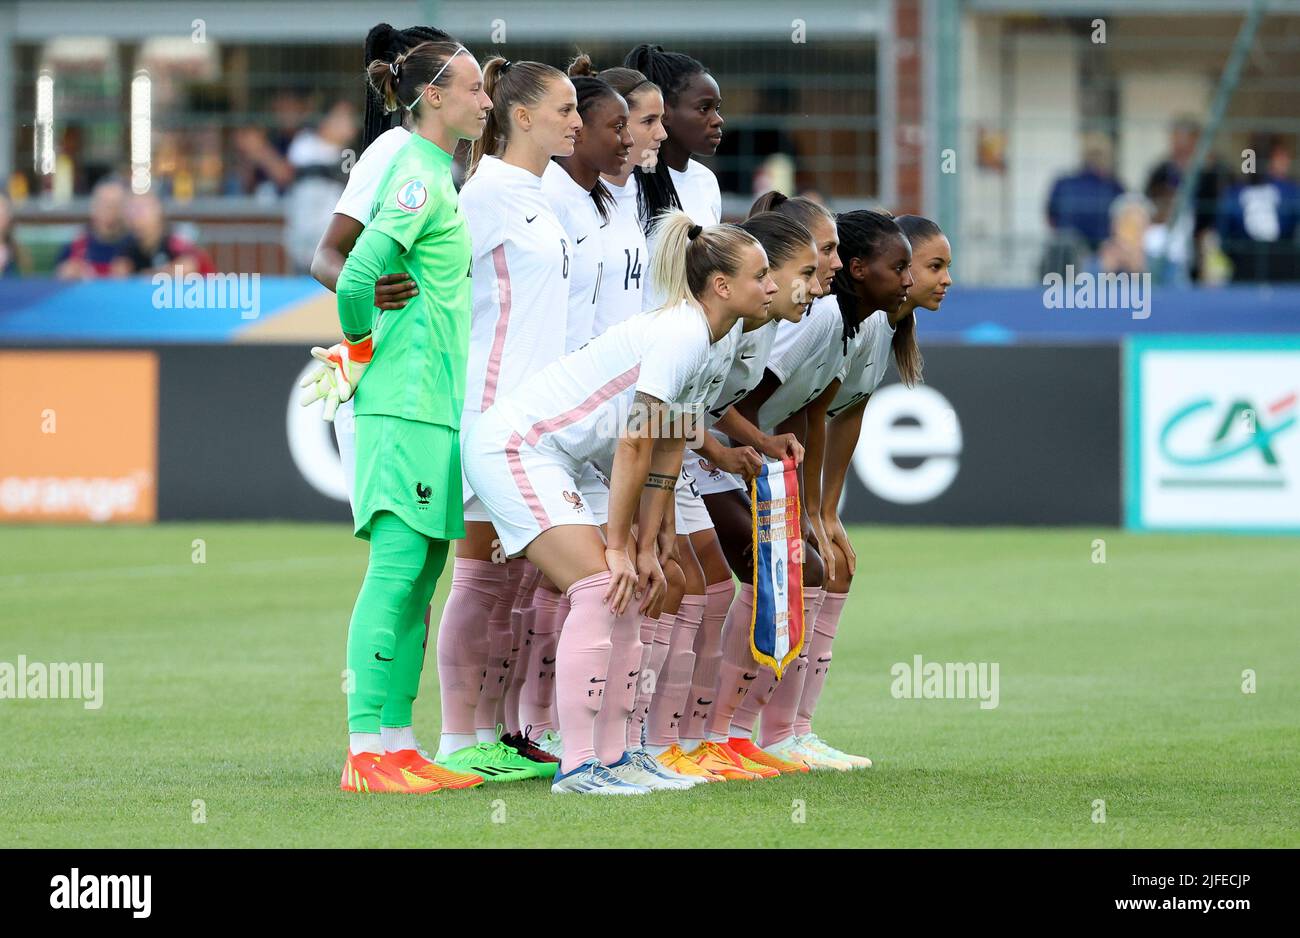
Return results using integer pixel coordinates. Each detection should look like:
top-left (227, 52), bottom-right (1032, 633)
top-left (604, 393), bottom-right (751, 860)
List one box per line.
top-left (375, 652), bottom-right (393, 662)
top-left (542, 656), bottom-right (557, 665)
top-left (590, 677), bottom-right (606, 684)
top-left (697, 698), bottom-right (712, 705)
top-left (742, 672), bottom-right (758, 680)
top-left (628, 670), bottom-right (639, 677)
top-left (817, 656), bottom-right (832, 662)
top-left (672, 712), bottom-right (682, 720)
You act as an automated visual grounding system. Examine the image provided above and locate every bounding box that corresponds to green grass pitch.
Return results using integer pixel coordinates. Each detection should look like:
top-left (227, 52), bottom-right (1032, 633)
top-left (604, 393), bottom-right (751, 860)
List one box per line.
top-left (1, 523), bottom-right (1296, 848)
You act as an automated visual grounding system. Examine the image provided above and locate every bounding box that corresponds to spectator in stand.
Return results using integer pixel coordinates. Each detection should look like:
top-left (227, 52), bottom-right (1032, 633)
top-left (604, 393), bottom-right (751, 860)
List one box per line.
top-left (1047, 133), bottom-right (1126, 253)
top-left (0, 193), bottom-right (27, 277)
top-left (55, 178), bottom-right (135, 279)
top-left (1097, 193), bottom-right (1152, 275)
top-left (124, 192), bottom-right (216, 276)
top-left (1217, 135), bottom-right (1300, 283)
top-left (1143, 115), bottom-right (1227, 282)
top-left (283, 100), bottom-right (358, 272)
top-left (234, 90), bottom-right (310, 198)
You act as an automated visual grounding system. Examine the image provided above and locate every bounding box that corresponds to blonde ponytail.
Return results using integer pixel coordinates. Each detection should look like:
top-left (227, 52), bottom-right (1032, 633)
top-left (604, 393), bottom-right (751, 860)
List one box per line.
top-left (649, 209), bottom-right (761, 310)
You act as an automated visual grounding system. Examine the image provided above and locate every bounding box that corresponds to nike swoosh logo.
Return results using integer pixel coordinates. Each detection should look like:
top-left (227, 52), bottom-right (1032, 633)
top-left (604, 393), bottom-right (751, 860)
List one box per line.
top-left (672, 712), bottom-right (682, 720)
top-left (527, 629), bottom-right (536, 636)
top-left (817, 656), bottom-right (832, 663)
top-left (740, 353), bottom-right (755, 360)
top-left (628, 670), bottom-right (639, 677)
top-left (589, 677), bottom-right (606, 684)
top-left (576, 235), bottom-right (588, 244)
top-left (742, 672), bottom-right (758, 680)
top-left (542, 656), bottom-right (556, 665)
top-left (501, 659), bottom-right (511, 668)
top-left (526, 214), bottom-right (538, 223)
top-left (696, 698), bottom-right (712, 706)
top-left (375, 652), bottom-right (393, 662)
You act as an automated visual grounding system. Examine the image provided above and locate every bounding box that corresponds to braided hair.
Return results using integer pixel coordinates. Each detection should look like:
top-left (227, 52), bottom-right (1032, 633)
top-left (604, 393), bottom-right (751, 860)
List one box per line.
top-left (361, 24), bottom-right (455, 150)
top-left (830, 209), bottom-right (904, 354)
top-left (622, 43), bottom-right (709, 235)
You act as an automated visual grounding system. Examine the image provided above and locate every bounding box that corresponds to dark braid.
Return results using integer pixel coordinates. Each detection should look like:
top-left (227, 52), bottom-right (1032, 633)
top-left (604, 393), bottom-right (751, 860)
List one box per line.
top-left (622, 43), bottom-right (708, 235)
top-left (830, 210), bottom-right (905, 354)
top-left (361, 23), bottom-right (454, 150)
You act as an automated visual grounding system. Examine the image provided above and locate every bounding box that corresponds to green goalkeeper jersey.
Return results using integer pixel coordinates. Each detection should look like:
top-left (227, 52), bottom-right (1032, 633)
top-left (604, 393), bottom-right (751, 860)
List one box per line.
top-left (336, 133), bottom-right (472, 428)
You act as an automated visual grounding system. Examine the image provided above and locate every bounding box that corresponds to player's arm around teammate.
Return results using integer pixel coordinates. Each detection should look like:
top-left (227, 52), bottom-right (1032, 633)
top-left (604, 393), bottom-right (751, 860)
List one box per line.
top-left (329, 42), bottom-right (495, 795)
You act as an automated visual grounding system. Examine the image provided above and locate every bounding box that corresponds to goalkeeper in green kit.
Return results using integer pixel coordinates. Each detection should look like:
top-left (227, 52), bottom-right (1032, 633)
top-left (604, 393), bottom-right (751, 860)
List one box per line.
top-left (317, 39), bottom-right (492, 794)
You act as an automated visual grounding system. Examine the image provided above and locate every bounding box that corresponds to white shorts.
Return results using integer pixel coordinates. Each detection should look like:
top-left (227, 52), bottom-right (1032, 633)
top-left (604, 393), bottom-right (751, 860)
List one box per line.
top-left (336, 398), bottom-right (358, 509)
top-left (463, 408), bottom-right (600, 558)
top-left (458, 411), bottom-right (495, 523)
top-left (580, 462), bottom-right (610, 526)
top-left (685, 448), bottom-right (746, 497)
top-left (675, 459), bottom-right (715, 535)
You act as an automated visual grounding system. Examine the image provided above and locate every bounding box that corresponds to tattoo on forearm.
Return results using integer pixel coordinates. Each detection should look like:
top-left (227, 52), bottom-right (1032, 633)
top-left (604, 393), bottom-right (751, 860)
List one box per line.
top-left (646, 472), bottom-right (676, 491)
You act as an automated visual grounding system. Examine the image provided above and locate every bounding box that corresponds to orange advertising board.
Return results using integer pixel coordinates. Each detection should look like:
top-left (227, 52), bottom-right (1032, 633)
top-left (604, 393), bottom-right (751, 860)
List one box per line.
top-left (0, 351), bottom-right (158, 522)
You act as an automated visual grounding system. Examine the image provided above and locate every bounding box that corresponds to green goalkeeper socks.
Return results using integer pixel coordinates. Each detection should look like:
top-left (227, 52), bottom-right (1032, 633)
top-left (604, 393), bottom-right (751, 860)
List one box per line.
top-left (346, 511), bottom-right (449, 734)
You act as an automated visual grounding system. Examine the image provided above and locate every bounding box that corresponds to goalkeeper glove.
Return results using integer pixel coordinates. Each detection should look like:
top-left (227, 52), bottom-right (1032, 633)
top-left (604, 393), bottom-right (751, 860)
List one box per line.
top-left (313, 333), bottom-right (373, 401)
top-left (299, 356), bottom-right (342, 421)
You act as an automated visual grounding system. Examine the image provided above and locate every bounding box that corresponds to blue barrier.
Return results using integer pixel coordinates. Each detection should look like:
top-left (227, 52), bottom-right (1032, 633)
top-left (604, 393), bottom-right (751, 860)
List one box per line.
top-left (1, 278), bottom-right (1298, 344)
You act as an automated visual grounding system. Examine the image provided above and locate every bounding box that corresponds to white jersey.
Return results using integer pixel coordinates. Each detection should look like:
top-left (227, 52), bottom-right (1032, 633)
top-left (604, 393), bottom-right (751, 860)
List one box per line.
top-left (592, 174), bottom-right (648, 337)
top-left (492, 301), bottom-right (714, 474)
top-left (756, 295), bottom-right (850, 432)
top-left (705, 318), bottom-right (779, 426)
top-left (333, 126), bottom-right (412, 223)
top-left (330, 125), bottom-right (413, 498)
top-left (643, 159), bottom-right (722, 311)
top-left (542, 161), bottom-right (604, 352)
top-left (460, 155), bottom-right (571, 417)
top-left (828, 310), bottom-right (896, 418)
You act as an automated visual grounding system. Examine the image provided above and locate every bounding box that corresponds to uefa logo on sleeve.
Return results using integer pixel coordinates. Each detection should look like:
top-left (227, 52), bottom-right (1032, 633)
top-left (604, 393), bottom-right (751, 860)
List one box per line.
top-left (396, 179), bottom-right (428, 213)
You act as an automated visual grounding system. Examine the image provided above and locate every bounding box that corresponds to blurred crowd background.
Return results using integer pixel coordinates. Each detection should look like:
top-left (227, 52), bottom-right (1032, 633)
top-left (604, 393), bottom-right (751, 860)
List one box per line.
top-left (1, 0), bottom-right (1298, 286)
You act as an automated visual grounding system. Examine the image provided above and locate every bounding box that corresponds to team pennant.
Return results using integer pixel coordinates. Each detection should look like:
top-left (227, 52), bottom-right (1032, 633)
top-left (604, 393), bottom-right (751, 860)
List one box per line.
top-left (749, 457), bottom-right (805, 677)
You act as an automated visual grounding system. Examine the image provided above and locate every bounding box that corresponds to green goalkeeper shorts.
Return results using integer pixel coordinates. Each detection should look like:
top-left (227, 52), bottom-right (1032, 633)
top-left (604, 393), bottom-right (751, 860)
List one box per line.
top-left (352, 414), bottom-right (465, 542)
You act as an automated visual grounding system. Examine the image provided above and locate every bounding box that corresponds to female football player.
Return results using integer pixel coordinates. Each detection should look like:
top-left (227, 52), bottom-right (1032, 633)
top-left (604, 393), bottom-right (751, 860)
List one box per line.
top-left (462, 212), bottom-right (776, 794)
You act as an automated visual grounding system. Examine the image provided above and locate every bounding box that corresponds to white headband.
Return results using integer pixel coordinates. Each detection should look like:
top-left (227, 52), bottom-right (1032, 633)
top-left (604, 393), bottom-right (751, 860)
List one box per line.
top-left (406, 45), bottom-right (468, 112)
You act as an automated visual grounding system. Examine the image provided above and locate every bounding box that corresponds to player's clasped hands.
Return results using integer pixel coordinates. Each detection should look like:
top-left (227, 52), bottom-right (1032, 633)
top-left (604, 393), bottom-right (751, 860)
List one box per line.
top-left (760, 432), bottom-right (804, 466)
top-left (715, 444), bottom-right (764, 480)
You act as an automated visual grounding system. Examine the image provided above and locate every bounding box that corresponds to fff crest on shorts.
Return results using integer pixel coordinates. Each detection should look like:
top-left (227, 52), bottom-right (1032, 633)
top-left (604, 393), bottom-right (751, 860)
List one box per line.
top-left (396, 178), bottom-right (428, 213)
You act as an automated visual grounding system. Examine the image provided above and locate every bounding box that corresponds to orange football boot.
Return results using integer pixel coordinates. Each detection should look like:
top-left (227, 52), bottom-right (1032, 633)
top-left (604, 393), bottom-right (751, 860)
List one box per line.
top-left (339, 750), bottom-right (440, 794)
top-left (726, 737), bottom-right (808, 774)
top-left (684, 741), bottom-right (765, 781)
top-left (384, 749), bottom-right (485, 790)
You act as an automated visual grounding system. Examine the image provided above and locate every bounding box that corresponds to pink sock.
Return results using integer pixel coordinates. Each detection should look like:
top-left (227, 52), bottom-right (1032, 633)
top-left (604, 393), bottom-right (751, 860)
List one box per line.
top-left (679, 580), bottom-right (735, 741)
top-left (475, 560), bottom-right (526, 733)
top-left (757, 586), bottom-right (825, 746)
top-left (555, 572), bottom-right (618, 773)
top-left (435, 558), bottom-right (502, 736)
top-left (646, 594), bottom-right (704, 747)
top-left (706, 584), bottom-right (757, 739)
top-left (632, 613), bottom-right (674, 748)
top-left (794, 590), bottom-right (847, 737)
top-left (626, 615), bottom-right (659, 749)
top-left (520, 587), bottom-right (565, 734)
top-left (503, 563), bottom-right (540, 734)
top-left (592, 598), bottom-right (644, 765)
